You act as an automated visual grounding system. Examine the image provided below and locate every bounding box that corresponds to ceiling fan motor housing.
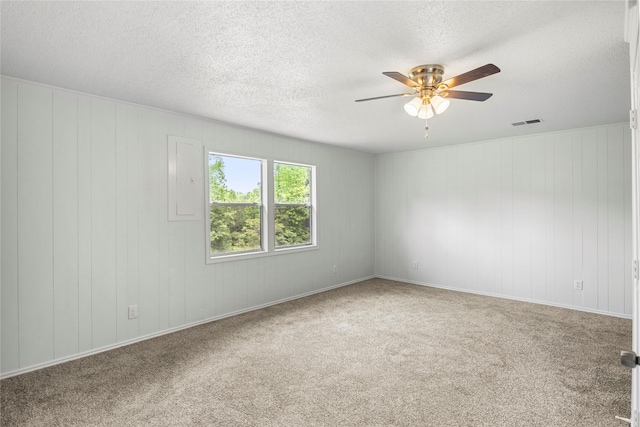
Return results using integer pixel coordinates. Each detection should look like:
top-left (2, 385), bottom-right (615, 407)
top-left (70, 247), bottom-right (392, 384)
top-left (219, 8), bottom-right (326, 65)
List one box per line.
top-left (409, 64), bottom-right (445, 88)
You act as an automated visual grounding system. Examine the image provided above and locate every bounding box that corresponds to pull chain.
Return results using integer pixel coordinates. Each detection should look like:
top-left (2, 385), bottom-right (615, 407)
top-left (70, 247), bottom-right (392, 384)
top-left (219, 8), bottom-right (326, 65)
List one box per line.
top-left (424, 117), bottom-right (429, 139)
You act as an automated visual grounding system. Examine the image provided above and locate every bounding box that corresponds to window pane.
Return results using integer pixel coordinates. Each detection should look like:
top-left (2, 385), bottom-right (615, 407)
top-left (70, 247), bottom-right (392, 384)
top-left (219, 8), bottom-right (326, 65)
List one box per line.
top-left (274, 163), bottom-right (310, 204)
top-left (209, 154), bottom-right (261, 203)
top-left (275, 206), bottom-right (310, 247)
top-left (210, 205), bottom-right (262, 254)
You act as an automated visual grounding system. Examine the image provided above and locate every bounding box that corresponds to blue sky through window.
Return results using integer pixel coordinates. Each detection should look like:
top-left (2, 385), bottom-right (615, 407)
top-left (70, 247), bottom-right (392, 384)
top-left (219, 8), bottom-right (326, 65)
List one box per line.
top-left (215, 155), bottom-right (261, 194)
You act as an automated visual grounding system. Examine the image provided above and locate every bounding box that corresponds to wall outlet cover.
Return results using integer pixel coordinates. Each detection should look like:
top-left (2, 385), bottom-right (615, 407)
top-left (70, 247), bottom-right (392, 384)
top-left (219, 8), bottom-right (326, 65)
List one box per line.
top-left (128, 305), bottom-right (139, 319)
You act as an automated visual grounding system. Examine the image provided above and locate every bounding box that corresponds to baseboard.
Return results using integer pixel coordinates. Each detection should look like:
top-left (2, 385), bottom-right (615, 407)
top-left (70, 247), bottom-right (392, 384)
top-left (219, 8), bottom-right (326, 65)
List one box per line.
top-left (0, 275), bottom-right (375, 380)
top-left (375, 275), bottom-right (633, 320)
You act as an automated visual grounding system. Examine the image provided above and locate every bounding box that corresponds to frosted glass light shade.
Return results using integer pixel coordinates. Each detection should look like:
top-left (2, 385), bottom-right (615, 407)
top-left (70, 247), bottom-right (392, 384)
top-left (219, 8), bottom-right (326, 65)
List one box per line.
top-left (403, 97), bottom-right (422, 117)
top-left (417, 103), bottom-right (434, 119)
top-left (430, 95), bottom-right (450, 114)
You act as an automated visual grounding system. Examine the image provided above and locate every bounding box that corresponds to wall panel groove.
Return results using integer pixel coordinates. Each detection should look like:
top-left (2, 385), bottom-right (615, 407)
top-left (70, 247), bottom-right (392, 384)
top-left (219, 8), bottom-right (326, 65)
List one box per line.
top-left (1, 79), bottom-right (19, 372)
top-left (17, 82), bottom-right (54, 367)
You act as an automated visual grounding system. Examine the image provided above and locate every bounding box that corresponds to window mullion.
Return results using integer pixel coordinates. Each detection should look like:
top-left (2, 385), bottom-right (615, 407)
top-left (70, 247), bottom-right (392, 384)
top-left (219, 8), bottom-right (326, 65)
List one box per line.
top-left (265, 159), bottom-right (275, 253)
top-left (210, 202), bottom-right (261, 207)
top-left (274, 203), bottom-right (310, 207)
top-left (310, 164), bottom-right (317, 246)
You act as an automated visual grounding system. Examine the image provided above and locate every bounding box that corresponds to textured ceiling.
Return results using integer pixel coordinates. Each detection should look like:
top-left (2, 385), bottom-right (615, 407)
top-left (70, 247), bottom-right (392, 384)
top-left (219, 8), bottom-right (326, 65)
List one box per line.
top-left (1, 1), bottom-right (630, 154)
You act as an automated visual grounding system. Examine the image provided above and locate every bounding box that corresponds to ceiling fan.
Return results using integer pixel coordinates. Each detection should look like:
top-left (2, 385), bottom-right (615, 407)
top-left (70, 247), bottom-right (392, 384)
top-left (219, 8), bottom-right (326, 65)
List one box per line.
top-left (355, 63), bottom-right (500, 138)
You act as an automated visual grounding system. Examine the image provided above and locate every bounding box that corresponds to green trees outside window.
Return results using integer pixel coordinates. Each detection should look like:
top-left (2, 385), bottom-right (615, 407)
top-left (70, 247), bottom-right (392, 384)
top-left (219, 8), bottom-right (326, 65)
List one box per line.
top-left (274, 162), bottom-right (311, 247)
top-left (208, 153), bottom-right (314, 259)
top-left (209, 154), bottom-right (262, 254)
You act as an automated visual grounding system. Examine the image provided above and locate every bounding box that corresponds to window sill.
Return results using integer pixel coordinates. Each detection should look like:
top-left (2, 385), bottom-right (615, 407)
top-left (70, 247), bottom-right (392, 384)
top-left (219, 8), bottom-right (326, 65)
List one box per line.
top-left (206, 244), bottom-right (318, 264)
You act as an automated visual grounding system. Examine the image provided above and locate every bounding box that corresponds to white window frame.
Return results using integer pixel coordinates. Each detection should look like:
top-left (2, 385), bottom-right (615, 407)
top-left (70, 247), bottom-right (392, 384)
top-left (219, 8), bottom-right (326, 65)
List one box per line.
top-left (206, 152), bottom-right (267, 259)
top-left (205, 149), bottom-right (317, 264)
top-left (274, 160), bottom-right (315, 251)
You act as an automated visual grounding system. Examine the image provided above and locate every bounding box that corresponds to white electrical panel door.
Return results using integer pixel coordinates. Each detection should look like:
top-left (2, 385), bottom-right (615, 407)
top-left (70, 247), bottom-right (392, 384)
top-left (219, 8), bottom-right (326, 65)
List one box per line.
top-left (168, 135), bottom-right (203, 221)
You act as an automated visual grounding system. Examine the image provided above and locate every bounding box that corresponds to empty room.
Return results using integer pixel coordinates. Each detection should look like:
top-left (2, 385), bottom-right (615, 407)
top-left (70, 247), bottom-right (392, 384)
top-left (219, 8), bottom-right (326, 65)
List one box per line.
top-left (2, 1), bottom-right (640, 426)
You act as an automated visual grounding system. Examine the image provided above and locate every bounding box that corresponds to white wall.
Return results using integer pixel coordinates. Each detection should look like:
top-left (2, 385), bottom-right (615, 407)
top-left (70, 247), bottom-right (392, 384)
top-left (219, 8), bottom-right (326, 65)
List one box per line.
top-left (0, 77), bottom-right (375, 377)
top-left (1, 76), bottom-right (632, 378)
top-left (375, 124), bottom-right (633, 317)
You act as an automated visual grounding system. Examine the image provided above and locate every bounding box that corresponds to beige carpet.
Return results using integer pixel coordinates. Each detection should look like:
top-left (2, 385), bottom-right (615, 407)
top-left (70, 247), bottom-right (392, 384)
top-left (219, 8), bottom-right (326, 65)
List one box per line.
top-left (0, 278), bottom-right (632, 426)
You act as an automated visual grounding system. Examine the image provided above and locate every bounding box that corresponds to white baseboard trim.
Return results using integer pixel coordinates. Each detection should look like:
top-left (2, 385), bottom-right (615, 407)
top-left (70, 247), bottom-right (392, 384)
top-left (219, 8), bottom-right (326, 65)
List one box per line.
top-left (1, 275), bottom-right (374, 380)
top-left (375, 275), bottom-right (633, 320)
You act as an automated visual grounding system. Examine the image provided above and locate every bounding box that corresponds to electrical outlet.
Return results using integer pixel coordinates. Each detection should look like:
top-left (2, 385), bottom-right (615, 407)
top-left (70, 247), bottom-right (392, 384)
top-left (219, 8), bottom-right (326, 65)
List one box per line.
top-left (413, 261), bottom-right (419, 269)
top-left (128, 305), bottom-right (138, 319)
top-left (573, 280), bottom-right (583, 290)
top-left (332, 265), bottom-right (338, 274)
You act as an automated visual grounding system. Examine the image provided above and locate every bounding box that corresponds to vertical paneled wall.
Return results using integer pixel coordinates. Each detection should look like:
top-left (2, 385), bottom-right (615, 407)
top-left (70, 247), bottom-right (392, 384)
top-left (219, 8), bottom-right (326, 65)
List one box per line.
top-left (375, 125), bottom-right (632, 317)
top-left (1, 78), bottom-right (375, 376)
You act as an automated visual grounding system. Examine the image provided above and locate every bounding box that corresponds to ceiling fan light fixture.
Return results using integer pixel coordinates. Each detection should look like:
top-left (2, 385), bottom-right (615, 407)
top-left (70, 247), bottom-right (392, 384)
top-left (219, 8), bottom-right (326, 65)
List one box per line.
top-left (430, 95), bottom-right (450, 114)
top-left (417, 101), bottom-right (434, 119)
top-left (404, 97), bottom-right (422, 116)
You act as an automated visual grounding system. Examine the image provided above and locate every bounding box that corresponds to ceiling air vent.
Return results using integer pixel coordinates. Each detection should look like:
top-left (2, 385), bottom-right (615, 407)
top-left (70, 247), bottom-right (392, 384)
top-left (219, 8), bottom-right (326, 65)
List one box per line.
top-left (512, 118), bottom-right (543, 126)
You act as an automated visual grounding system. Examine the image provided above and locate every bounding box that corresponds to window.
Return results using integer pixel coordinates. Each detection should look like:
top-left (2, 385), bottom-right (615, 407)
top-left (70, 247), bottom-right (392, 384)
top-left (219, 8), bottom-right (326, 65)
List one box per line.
top-left (208, 153), bottom-right (264, 256)
top-left (207, 151), bottom-right (315, 262)
top-left (274, 162), bottom-right (312, 248)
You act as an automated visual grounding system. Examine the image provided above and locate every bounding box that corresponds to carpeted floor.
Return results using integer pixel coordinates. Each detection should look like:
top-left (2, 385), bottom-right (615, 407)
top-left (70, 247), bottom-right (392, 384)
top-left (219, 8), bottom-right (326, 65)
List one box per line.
top-left (0, 279), bottom-right (633, 426)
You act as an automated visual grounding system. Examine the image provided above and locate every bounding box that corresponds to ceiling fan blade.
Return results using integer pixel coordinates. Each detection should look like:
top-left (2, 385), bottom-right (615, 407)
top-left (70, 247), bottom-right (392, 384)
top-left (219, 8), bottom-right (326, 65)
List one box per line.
top-left (355, 93), bottom-right (414, 102)
top-left (440, 64), bottom-right (501, 89)
top-left (444, 90), bottom-right (493, 101)
top-left (382, 72), bottom-right (421, 88)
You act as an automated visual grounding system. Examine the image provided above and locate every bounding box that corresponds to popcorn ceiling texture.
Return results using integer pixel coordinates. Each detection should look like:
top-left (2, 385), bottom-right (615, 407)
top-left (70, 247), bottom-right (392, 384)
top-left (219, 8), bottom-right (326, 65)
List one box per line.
top-left (0, 1), bottom-right (630, 153)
